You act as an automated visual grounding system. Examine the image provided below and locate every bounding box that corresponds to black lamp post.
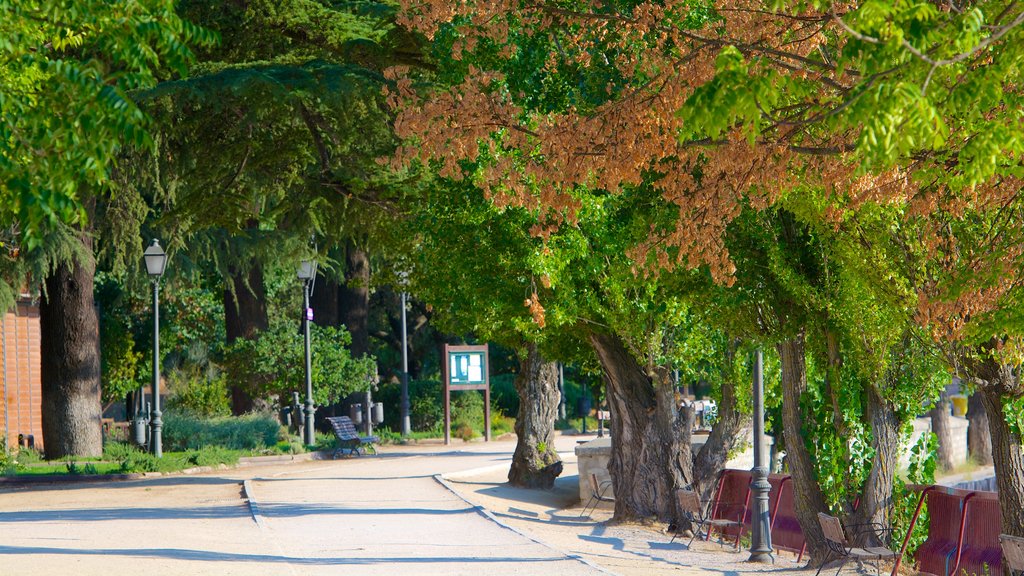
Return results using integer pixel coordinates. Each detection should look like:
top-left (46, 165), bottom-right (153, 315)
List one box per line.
top-left (297, 259), bottom-right (316, 446)
top-left (398, 269), bottom-right (411, 437)
top-left (748, 348), bottom-right (774, 562)
top-left (143, 239), bottom-right (167, 458)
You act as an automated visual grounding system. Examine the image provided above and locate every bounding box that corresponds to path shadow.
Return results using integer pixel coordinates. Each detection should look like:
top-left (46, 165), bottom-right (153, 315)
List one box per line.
top-left (0, 544), bottom-right (572, 566)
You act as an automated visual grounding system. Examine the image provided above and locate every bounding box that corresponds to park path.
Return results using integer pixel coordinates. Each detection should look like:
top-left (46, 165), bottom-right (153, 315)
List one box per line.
top-left (0, 439), bottom-right (604, 576)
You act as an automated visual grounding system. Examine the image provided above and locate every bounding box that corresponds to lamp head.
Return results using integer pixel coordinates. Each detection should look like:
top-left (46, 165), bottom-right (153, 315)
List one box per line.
top-left (297, 259), bottom-right (316, 280)
top-left (143, 239), bottom-right (167, 278)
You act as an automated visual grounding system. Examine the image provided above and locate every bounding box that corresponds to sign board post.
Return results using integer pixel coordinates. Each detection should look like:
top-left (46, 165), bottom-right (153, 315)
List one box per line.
top-left (442, 344), bottom-right (490, 445)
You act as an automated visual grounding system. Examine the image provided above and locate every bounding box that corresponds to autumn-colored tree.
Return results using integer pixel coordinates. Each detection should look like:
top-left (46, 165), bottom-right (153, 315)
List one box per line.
top-left (387, 0), bottom-right (1024, 547)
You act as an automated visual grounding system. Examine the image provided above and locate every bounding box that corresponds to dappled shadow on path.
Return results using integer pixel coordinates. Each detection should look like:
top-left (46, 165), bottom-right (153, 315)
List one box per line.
top-left (0, 475), bottom-right (242, 495)
top-left (256, 503), bottom-right (475, 517)
top-left (0, 504), bottom-right (250, 523)
top-left (0, 544), bottom-right (570, 565)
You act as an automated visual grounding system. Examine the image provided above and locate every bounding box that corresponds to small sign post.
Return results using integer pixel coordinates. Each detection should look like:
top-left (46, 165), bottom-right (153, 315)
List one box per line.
top-left (442, 344), bottom-right (490, 445)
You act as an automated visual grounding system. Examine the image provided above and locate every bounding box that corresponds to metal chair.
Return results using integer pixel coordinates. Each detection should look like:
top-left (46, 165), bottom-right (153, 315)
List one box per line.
top-left (671, 489), bottom-right (744, 551)
top-left (1002, 534), bottom-right (1024, 576)
top-left (579, 473), bottom-right (614, 518)
top-left (815, 512), bottom-right (896, 576)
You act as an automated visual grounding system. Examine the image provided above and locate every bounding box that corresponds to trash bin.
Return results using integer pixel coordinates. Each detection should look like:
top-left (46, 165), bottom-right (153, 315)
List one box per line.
top-left (349, 404), bottom-right (363, 426)
top-left (372, 402), bottom-right (384, 425)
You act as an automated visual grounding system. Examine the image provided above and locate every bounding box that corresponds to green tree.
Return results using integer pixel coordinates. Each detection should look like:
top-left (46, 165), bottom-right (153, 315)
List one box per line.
top-left (0, 0), bottom-right (207, 458)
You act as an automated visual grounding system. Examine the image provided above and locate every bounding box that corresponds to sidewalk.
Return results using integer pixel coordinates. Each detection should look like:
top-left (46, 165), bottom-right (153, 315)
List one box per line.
top-left (440, 438), bottom-right (813, 576)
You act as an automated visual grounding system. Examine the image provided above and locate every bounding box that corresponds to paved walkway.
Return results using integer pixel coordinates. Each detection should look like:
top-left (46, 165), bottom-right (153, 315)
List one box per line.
top-left (0, 435), bottom-right (825, 576)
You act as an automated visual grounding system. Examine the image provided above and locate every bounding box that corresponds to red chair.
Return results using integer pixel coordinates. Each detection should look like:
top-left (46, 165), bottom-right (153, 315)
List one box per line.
top-left (769, 475), bottom-right (806, 555)
top-left (710, 469), bottom-right (751, 541)
top-left (954, 494), bottom-right (1002, 576)
top-left (914, 490), bottom-right (965, 576)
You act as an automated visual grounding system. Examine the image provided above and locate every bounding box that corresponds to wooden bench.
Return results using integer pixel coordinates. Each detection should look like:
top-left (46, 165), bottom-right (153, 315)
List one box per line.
top-left (325, 416), bottom-right (379, 457)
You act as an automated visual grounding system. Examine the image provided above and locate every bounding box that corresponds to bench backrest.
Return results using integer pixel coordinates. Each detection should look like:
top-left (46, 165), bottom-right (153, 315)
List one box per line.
top-left (326, 416), bottom-right (360, 440)
top-left (677, 489), bottom-right (701, 516)
top-left (1002, 534), bottom-right (1024, 574)
top-left (817, 513), bottom-right (848, 546)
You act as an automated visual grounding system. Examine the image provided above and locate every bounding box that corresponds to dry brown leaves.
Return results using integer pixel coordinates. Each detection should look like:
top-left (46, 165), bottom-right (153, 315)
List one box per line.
top-left (387, 0), bottom-right (917, 284)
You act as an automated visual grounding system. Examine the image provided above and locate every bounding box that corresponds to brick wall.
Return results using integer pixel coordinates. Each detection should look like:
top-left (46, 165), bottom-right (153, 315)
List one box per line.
top-left (1, 301), bottom-right (44, 451)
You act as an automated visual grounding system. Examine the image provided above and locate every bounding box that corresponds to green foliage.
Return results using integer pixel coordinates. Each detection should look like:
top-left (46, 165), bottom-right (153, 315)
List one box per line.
top-left (181, 446), bottom-right (239, 468)
top-left (104, 442), bottom-right (241, 473)
top-left (891, 432), bottom-right (938, 557)
top-left (451, 391), bottom-right (485, 441)
top-left (165, 370), bottom-right (231, 418)
top-left (225, 320), bottom-right (376, 407)
top-left (162, 412), bottom-right (283, 451)
top-left (0, 0), bottom-right (213, 309)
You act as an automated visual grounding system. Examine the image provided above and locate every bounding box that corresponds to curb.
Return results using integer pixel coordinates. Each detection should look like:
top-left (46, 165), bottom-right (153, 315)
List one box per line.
top-left (242, 478), bottom-right (265, 528)
top-left (432, 473), bottom-right (620, 576)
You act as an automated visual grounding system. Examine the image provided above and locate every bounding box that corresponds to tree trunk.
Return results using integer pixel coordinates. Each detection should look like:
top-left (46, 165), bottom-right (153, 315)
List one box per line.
top-left (310, 272), bottom-right (340, 328)
top-left (962, 350), bottom-right (1024, 537)
top-left (967, 391), bottom-right (992, 465)
top-left (39, 235), bottom-right (102, 458)
top-left (589, 332), bottom-right (688, 522)
top-left (224, 262), bottom-right (269, 414)
top-left (929, 391), bottom-right (956, 471)
top-left (340, 241), bottom-right (370, 357)
top-left (847, 386), bottom-right (900, 546)
top-left (690, 345), bottom-right (751, 502)
top-left (777, 332), bottom-right (830, 562)
top-left (508, 342), bottom-right (562, 488)
top-left (980, 383), bottom-right (1024, 537)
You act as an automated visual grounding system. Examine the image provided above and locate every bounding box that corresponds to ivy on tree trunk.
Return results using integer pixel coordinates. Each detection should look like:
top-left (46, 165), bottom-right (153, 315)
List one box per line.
top-left (777, 332), bottom-right (830, 562)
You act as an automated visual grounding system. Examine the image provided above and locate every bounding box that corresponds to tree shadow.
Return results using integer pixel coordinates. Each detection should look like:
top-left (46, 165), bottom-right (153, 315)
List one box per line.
top-left (0, 544), bottom-right (574, 566)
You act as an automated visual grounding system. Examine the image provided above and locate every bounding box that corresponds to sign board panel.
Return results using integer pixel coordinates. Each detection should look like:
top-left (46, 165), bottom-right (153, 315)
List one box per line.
top-left (442, 344), bottom-right (490, 444)
top-left (449, 351), bottom-right (486, 386)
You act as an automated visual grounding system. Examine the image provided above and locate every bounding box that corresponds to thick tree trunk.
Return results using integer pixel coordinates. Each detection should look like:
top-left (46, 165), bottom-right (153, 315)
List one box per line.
top-left (310, 272), bottom-right (340, 328)
top-left (777, 332), bottom-right (830, 561)
top-left (340, 242), bottom-right (370, 357)
top-left (967, 392), bottom-right (992, 465)
top-left (929, 391), bottom-right (956, 471)
top-left (507, 343), bottom-right (562, 488)
top-left (980, 383), bottom-right (1024, 537)
top-left (224, 262), bottom-right (269, 415)
top-left (39, 235), bottom-right (102, 459)
top-left (847, 386), bottom-right (900, 545)
top-left (590, 332), bottom-right (688, 522)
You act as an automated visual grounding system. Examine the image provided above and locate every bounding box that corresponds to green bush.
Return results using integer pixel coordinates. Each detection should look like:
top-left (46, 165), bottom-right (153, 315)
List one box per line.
top-left (163, 412), bottom-right (283, 451)
top-left (490, 409), bottom-right (515, 437)
top-left (182, 446), bottom-right (239, 468)
top-left (165, 370), bottom-right (231, 418)
top-left (451, 391), bottom-right (484, 440)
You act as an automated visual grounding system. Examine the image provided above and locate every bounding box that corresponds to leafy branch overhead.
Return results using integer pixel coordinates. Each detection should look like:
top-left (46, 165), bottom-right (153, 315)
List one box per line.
top-left (386, 0), bottom-right (1024, 291)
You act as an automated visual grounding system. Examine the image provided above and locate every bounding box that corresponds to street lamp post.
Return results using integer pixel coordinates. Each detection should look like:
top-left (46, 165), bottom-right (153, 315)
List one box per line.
top-left (748, 348), bottom-right (774, 562)
top-left (401, 278), bottom-right (413, 434)
top-left (143, 239), bottom-right (167, 458)
top-left (297, 260), bottom-right (316, 446)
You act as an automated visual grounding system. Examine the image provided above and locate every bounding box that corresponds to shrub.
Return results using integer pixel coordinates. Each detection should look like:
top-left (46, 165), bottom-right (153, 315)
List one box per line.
top-left (182, 446), bottom-right (239, 468)
top-left (163, 412), bottom-right (283, 451)
top-left (490, 408), bottom-right (515, 437)
top-left (166, 370), bottom-right (231, 418)
top-left (451, 391), bottom-right (484, 440)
